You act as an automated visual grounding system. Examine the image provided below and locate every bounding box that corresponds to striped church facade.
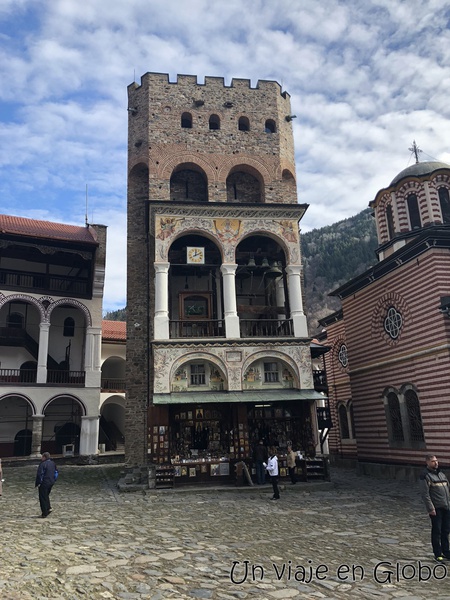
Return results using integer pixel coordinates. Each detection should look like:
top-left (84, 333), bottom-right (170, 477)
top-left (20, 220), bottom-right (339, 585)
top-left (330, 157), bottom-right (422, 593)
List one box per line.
top-left (320, 158), bottom-right (450, 479)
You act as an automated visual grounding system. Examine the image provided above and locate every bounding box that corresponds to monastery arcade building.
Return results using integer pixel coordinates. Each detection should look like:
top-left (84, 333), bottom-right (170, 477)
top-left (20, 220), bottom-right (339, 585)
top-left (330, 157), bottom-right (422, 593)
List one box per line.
top-left (0, 215), bottom-right (106, 458)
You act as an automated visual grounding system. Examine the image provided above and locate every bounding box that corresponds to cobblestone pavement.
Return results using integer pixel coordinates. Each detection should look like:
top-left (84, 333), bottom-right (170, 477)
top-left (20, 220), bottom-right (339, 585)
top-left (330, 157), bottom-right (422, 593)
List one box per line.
top-left (1, 464), bottom-right (450, 600)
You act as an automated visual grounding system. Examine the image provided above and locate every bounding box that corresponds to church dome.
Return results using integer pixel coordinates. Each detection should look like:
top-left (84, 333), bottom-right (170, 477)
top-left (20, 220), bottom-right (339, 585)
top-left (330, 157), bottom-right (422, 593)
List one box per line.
top-left (390, 160), bottom-right (450, 186)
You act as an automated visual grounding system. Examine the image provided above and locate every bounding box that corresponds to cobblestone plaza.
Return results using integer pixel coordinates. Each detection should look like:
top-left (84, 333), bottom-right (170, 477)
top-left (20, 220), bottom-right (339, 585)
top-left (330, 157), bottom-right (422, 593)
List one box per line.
top-left (2, 464), bottom-right (450, 599)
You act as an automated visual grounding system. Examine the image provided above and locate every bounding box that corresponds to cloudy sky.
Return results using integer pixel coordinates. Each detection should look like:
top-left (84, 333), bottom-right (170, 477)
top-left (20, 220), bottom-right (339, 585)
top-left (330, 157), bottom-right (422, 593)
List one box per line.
top-left (1, 0), bottom-right (449, 312)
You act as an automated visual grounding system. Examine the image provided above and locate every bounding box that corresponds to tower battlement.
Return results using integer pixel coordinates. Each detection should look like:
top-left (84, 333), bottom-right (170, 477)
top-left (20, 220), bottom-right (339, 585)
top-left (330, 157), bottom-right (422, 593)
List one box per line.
top-left (129, 72), bottom-right (290, 101)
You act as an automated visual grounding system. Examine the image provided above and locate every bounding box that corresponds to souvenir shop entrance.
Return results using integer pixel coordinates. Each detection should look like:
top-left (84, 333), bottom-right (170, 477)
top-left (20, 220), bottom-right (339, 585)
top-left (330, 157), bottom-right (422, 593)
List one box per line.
top-left (148, 391), bottom-right (319, 486)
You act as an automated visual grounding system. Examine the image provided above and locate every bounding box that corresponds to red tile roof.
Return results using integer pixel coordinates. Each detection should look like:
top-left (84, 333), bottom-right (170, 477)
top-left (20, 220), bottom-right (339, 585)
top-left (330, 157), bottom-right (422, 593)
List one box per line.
top-left (0, 214), bottom-right (98, 244)
top-left (102, 320), bottom-right (126, 342)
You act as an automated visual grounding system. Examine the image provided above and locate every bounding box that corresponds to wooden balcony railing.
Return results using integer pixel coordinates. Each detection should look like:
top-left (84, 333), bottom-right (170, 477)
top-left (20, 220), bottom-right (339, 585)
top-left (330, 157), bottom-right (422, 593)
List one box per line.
top-left (46, 370), bottom-right (85, 385)
top-left (240, 319), bottom-right (294, 338)
top-left (101, 378), bottom-right (126, 392)
top-left (0, 369), bottom-right (36, 383)
top-left (0, 268), bottom-right (89, 297)
top-left (169, 320), bottom-right (225, 339)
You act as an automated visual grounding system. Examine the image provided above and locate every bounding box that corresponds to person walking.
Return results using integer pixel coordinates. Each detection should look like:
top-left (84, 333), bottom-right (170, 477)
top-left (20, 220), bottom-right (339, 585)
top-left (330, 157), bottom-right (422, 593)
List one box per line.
top-left (420, 454), bottom-right (450, 562)
top-left (286, 444), bottom-right (297, 484)
top-left (253, 440), bottom-right (268, 485)
top-left (265, 446), bottom-right (280, 500)
top-left (35, 452), bottom-right (57, 518)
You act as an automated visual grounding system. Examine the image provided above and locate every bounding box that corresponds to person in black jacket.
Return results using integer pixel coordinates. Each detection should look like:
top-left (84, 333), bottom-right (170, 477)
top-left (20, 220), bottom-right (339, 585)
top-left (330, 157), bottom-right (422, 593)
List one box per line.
top-left (35, 452), bottom-right (56, 518)
top-left (420, 454), bottom-right (450, 562)
top-left (253, 440), bottom-right (268, 485)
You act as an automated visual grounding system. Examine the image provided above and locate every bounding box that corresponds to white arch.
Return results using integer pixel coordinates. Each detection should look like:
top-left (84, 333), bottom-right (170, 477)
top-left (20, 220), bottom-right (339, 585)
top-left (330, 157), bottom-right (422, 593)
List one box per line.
top-left (0, 293), bottom-right (46, 322)
top-left (43, 393), bottom-right (87, 416)
top-left (170, 352), bottom-right (228, 384)
top-left (242, 350), bottom-right (300, 386)
top-left (47, 298), bottom-right (92, 327)
top-left (0, 392), bottom-right (37, 415)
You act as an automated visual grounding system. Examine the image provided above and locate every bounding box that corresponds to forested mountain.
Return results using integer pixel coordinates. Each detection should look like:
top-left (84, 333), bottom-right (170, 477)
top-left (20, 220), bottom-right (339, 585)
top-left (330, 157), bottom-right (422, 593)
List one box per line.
top-left (104, 209), bottom-right (379, 336)
top-left (104, 307), bottom-right (127, 321)
top-left (301, 208), bottom-right (378, 335)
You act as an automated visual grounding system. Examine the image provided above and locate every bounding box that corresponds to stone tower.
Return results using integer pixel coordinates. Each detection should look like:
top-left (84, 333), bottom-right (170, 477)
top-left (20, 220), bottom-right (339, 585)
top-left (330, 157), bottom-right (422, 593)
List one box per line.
top-left (126, 73), bottom-right (318, 473)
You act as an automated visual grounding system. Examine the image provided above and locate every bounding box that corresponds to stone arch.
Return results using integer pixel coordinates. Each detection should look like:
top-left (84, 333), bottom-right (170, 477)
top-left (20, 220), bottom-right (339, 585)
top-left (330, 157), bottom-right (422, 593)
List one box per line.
top-left (381, 385), bottom-right (400, 398)
top-left (47, 298), bottom-right (92, 327)
top-left (218, 157), bottom-right (272, 186)
top-left (159, 153), bottom-right (217, 184)
top-left (399, 382), bottom-right (419, 395)
top-left (0, 293), bottom-right (46, 322)
top-left (128, 162), bottom-right (149, 199)
top-left (170, 162), bottom-right (209, 202)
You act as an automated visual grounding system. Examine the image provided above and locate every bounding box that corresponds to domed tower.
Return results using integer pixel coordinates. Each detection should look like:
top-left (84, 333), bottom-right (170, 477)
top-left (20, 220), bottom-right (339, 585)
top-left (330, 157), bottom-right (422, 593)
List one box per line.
top-left (370, 148), bottom-right (450, 261)
top-left (125, 73), bottom-right (319, 472)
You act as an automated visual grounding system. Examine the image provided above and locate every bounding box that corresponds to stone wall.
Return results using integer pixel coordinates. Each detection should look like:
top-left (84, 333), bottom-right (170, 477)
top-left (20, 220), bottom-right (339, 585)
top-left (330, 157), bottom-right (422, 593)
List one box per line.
top-left (127, 72), bottom-right (298, 205)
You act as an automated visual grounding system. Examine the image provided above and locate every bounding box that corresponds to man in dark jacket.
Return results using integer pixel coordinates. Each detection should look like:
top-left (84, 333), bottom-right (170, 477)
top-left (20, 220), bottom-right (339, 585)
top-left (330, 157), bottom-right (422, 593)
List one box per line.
top-left (35, 452), bottom-right (56, 518)
top-left (420, 454), bottom-right (450, 562)
top-left (253, 440), bottom-right (268, 485)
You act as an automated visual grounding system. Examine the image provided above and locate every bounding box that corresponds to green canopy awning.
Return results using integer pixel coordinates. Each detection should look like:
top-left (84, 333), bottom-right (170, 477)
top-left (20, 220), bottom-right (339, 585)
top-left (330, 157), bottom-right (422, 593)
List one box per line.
top-left (153, 389), bottom-right (325, 405)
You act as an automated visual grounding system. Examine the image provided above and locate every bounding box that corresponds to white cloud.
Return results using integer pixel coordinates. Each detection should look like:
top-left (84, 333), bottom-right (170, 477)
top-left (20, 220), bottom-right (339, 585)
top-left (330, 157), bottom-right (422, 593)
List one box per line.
top-left (0, 0), bottom-right (449, 309)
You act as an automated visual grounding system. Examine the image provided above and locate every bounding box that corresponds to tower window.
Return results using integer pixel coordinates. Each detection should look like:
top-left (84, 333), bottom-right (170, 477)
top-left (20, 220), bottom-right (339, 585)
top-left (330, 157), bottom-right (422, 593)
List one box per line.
top-left (238, 117), bottom-right (250, 131)
top-left (181, 112), bottom-right (192, 128)
top-left (265, 119), bottom-right (276, 133)
top-left (209, 115), bottom-right (220, 130)
top-left (439, 187), bottom-right (450, 224)
top-left (407, 193), bottom-right (421, 229)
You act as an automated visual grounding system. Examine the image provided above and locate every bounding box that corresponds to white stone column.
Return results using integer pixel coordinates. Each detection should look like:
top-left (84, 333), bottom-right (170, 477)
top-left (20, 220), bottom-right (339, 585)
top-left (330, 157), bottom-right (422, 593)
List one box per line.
top-left (286, 265), bottom-right (308, 337)
top-left (220, 264), bottom-right (240, 338)
top-left (276, 278), bottom-right (286, 319)
top-left (84, 326), bottom-right (102, 387)
top-left (79, 415), bottom-right (100, 455)
top-left (37, 322), bottom-right (50, 384)
top-left (154, 262), bottom-right (170, 340)
top-left (30, 414), bottom-right (45, 456)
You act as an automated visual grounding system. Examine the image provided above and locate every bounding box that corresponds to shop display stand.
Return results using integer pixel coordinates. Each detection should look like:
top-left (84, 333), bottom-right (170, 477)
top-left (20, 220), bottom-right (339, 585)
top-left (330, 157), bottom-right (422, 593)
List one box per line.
top-left (155, 464), bottom-right (175, 489)
top-left (305, 457), bottom-right (327, 480)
